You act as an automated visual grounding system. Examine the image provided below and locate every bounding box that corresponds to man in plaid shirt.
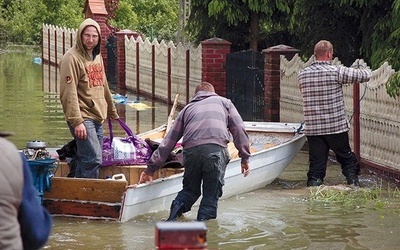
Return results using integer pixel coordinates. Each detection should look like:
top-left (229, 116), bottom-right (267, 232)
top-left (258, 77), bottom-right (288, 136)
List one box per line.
top-left (298, 40), bottom-right (371, 187)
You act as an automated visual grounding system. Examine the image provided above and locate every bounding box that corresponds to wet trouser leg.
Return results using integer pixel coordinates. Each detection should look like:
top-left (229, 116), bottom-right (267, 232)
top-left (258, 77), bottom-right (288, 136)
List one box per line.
top-left (169, 144), bottom-right (228, 221)
top-left (68, 120), bottom-right (103, 178)
top-left (307, 132), bottom-right (359, 185)
top-left (166, 200), bottom-right (186, 221)
top-left (325, 132), bottom-right (360, 183)
top-left (307, 135), bottom-right (329, 182)
top-left (197, 146), bottom-right (229, 221)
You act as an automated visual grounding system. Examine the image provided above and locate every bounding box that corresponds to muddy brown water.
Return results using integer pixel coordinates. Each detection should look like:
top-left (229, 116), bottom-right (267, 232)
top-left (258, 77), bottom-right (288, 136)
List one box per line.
top-left (1, 51), bottom-right (399, 250)
top-left (44, 151), bottom-right (400, 250)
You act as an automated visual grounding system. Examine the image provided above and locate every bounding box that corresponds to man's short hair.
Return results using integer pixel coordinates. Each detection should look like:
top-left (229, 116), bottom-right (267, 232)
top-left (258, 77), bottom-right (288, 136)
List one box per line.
top-left (195, 82), bottom-right (215, 94)
top-left (314, 40), bottom-right (333, 58)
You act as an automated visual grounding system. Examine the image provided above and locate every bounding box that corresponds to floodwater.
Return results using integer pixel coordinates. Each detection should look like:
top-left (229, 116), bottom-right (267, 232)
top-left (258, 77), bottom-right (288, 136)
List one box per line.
top-left (0, 50), bottom-right (170, 149)
top-left (1, 51), bottom-right (400, 250)
top-left (43, 153), bottom-right (400, 250)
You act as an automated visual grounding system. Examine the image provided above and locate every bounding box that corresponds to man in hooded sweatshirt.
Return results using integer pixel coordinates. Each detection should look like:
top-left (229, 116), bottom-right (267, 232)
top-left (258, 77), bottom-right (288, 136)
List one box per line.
top-left (139, 82), bottom-right (251, 221)
top-left (59, 18), bottom-right (119, 178)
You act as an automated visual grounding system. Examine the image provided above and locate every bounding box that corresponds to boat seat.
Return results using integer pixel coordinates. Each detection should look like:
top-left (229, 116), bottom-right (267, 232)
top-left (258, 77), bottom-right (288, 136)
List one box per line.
top-left (53, 161), bottom-right (184, 185)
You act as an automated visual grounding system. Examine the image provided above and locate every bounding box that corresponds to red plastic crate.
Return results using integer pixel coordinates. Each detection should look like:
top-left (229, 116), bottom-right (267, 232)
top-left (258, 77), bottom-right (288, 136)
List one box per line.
top-left (155, 221), bottom-right (207, 249)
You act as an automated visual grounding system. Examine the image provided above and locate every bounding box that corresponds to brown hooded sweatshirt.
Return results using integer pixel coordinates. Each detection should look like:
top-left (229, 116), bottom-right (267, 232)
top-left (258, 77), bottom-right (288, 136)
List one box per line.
top-left (59, 18), bottom-right (118, 127)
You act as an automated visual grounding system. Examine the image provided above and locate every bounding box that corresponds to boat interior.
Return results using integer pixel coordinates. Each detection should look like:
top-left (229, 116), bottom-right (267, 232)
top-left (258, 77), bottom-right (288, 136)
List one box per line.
top-left (43, 127), bottom-right (298, 220)
top-left (50, 129), bottom-right (295, 186)
top-left (52, 129), bottom-right (185, 186)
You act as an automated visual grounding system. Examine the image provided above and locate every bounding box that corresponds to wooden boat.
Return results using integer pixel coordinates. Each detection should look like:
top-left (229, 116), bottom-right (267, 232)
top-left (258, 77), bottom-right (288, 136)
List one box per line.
top-left (43, 122), bottom-right (306, 222)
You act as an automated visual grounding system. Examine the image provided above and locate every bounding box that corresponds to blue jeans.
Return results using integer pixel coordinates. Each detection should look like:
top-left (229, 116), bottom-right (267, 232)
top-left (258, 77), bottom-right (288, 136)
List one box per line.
top-left (174, 144), bottom-right (230, 220)
top-left (68, 120), bottom-right (103, 178)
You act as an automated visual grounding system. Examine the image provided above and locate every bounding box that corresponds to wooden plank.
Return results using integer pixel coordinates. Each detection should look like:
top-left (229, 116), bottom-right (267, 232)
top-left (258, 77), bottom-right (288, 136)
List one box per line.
top-left (140, 131), bottom-right (165, 141)
top-left (53, 161), bottom-right (70, 177)
top-left (227, 142), bottom-right (239, 159)
top-left (43, 199), bottom-right (121, 220)
top-left (44, 177), bottom-right (127, 203)
top-left (99, 165), bottom-right (147, 185)
top-left (166, 93), bottom-right (179, 135)
top-left (158, 168), bottom-right (184, 178)
top-left (54, 162), bottom-right (176, 186)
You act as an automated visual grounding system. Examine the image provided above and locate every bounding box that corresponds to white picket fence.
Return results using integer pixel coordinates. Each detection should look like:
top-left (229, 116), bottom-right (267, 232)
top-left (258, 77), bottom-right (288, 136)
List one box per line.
top-left (125, 36), bottom-right (202, 106)
top-left (42, 24), bottom-right (76, 65)
top-left (41, 23), bottom-right (400, 174)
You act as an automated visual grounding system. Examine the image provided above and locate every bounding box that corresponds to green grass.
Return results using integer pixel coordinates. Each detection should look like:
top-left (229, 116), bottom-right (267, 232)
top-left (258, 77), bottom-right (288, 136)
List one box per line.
top-left (307, 183), bottom-right (400, 211)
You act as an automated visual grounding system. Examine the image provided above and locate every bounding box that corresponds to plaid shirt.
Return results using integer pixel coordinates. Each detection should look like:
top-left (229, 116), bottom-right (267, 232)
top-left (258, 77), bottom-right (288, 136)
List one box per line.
top-left (298, 61), bottom-right (371, 136)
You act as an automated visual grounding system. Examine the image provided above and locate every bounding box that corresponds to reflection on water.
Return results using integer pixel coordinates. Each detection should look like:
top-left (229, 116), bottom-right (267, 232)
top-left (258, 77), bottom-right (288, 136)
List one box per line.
top-left (1, 52), bottom-right (399, 250)
top-left (0, 51), bottom-right (170, 149)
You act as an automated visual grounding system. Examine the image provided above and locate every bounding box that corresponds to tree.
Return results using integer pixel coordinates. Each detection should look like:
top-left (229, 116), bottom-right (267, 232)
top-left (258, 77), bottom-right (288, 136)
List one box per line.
top-left (109, 0), bottom-right (138, 31)
top-left (381, 0), bottom-right (400, 98)
top-left (2, 0), bottom-right (47, 44)
top-left (113, 0), bottom-right (178, 42)
top-left (292, 0), bottom-right (400, 97)
top-left (1, 0), bottom-right (84, 44)
top-left (290, 0), bottom-right (367, 66)
top-left (186, 0), bottom-right (292, 51)
top-left (291, 0), bottom-right (399, 67)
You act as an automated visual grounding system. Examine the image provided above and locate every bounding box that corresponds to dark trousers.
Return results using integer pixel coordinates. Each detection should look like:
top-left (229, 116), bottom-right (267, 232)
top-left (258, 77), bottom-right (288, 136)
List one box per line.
top-left (307, 132), bottom-right (359, 180)
top-left (174, 143), bottom-right (229, 220)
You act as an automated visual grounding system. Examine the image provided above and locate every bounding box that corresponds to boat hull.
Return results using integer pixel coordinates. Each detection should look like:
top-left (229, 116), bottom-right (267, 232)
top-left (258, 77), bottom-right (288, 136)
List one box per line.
top-left (44, 122), bottom-right (306, 222)
top-left (119, 122), bottom-right (305, 222)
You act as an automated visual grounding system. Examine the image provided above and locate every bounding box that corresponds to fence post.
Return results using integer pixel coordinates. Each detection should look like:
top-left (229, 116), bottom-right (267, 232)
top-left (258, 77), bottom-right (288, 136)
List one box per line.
top-left (262, 45), bottom-right (299, 122)
top-left (201, 38), bottom-right (231, 96)
top-left (115, 30), bottom-right (140, 90)
top-left (353, 83), bottom-right (360, 161)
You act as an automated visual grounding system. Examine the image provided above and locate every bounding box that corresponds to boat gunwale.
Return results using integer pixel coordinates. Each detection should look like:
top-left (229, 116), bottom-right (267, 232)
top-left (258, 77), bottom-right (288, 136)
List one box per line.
top-left (131, 123), bottom-right (306, 190)
top-left (44, 121), bottom-right (306, 222)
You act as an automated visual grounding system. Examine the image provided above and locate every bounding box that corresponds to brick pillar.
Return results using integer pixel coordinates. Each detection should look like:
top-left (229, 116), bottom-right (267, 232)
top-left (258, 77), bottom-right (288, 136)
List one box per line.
top-left (262, 45), bottom-right (299, 122)
top-left (201, 38), bottom-right (231, 96)
top-left (115, 30), bottom-right (140, 90)
top-left (89, 14), bottom-right (109, 66)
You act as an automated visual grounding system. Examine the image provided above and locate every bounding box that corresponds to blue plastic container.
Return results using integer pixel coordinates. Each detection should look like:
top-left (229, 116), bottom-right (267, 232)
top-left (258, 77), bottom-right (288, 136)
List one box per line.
top-left (27, 158), bottom-right (57, 204)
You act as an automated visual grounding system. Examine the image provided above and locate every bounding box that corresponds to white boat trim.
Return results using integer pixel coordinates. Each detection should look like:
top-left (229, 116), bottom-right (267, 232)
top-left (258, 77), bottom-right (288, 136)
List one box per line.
top-left (118, 122), bottom-right (305, 222)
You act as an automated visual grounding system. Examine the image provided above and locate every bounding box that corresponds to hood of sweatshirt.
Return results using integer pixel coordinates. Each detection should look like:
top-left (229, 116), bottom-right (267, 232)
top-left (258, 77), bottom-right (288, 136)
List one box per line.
top-left (75, 18), bottom-right (101, 60)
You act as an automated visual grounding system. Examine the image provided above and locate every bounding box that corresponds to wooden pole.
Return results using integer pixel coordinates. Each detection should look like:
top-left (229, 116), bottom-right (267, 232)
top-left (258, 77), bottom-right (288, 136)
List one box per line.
top-left (166, 94), bottom-right (180, 136)
top-left (353, 82), bottom-right (360, 161)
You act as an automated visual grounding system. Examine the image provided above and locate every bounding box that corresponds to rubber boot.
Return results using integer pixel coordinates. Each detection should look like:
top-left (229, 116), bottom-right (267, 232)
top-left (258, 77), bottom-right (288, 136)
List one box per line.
top-left (343, 162), bottom-right (360, 186)
top-left (307, 177), bottom-right (323, 187)
top-left (346, 174), bottom-right (360, 186)
top-left (166, 200), bottom-right (185, 221)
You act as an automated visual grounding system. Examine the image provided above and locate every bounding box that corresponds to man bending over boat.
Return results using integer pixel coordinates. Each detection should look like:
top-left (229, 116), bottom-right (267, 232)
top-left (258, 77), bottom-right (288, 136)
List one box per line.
top-left (139, 82), bottom-right (251, 221)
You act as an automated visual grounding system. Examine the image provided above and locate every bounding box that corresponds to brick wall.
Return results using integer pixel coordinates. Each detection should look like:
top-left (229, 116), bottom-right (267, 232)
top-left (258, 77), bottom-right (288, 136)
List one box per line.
top-left (201, 38), bottom-right (231, 96)
top-left (263, 45), bottom-right (299, 121)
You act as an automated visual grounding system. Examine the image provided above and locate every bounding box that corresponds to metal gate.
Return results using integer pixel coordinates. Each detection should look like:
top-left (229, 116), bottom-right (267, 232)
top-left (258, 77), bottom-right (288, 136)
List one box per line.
top-left (106, 35), bottom-right (117, 86)
top-left (226, 50), bottom-right (264, 121)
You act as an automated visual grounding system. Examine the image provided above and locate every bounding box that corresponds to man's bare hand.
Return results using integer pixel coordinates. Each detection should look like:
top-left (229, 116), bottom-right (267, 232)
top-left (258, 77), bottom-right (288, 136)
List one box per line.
top-left (74, 123), bottom-right (87, 140)
top-left (139, 171), bottom-right (153, 184)
top-left (241, 162), bottom-right (250, 177)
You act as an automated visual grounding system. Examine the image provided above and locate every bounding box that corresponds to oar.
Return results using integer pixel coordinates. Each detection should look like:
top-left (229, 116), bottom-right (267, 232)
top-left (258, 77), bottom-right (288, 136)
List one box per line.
top-left (165, 93), bottom-right (179, 136)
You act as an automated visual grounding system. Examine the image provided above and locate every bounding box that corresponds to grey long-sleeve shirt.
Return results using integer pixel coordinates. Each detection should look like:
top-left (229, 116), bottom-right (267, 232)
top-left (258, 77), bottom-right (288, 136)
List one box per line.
top-left (145, 91), bottom-right (250, 175)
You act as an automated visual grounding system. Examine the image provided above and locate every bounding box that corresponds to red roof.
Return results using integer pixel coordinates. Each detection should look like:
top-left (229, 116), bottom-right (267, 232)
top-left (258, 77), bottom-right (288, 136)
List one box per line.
top-left (83, 0), bottom-right (108, 15)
